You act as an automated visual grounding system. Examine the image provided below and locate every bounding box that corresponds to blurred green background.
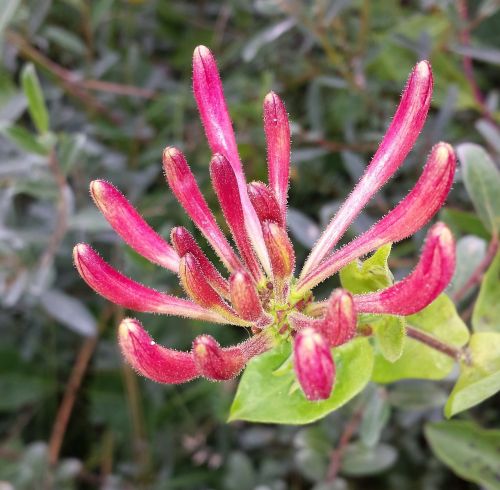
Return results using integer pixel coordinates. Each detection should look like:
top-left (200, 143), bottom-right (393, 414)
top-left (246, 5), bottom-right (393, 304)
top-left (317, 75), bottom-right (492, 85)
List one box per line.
top-left (1, 0), bottom-right (499, 488)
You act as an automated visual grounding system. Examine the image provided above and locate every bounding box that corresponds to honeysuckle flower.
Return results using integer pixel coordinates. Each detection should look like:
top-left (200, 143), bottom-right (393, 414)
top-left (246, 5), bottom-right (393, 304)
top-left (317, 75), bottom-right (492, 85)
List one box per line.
top-left (74, 46), bottom-right (457, 401)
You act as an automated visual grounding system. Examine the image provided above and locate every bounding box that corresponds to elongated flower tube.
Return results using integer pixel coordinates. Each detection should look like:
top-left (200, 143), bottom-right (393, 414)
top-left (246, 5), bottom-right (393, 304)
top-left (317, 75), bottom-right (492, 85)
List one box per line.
top-left (263, 92), bottom-right (290, 223)
top-left (301, 60), bottom-right (433, 278)
top-left (90, 180), bottom-right (179, 272)
top-left (74, 244), bottom-right (226, 323)
top-left (171, 226), bottom-right (229, 297)
top-left (193, 46), bottom-right (272, 277)
top-left (75, 47), bottom-right (458, 403)
top-left (354, 223), bottom-right (455, 315)
top-left (294, 327), bottom-right (335, 401)
top-left (163, 146), bottom-right (243, 273)
top-left (210, 154), bottom-right (263, 281)
top-left (296, 142), bottom-right (455, 293)
top-left (119, 318), bottom-right (198, 384)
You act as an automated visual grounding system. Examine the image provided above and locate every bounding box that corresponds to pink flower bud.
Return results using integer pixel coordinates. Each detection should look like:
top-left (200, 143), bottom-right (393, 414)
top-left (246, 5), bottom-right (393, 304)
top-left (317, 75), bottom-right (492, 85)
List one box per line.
top-left (320, 289), bottom-right (357, 346)
top-left (354, 222), bottom-right (455, 315)
top-left (171, 226), bottom-right (229, 297)
top-left (262, 220), bottom-right (295, 279)
top-left (229, 270), bottom-right (264, 321)
top-left (163, 146), bottom-right (243, 273)
top-left (192, 333), bottom-right (272, 381)
top-left (193, 46), bottom-right (273, 277)
top-left (301, 61), bottom-right (433, 277)
top-left (179, 253), bottom-right (249, 325)
top-left (210, 154), bottom-right (263, 281)
top-left (263, 91), bottom-right (290, 222)
top-left (294, 327), bottom-right (335, 401)
top-left (247, 181), bottom-right (283, 226)
top-left (73, 243), bottom-right (226, 323)
top-left (90, 180), bottom-right (179, 272)
top-left (118, 318), bottom-right (198, 384)
top-left (298, 142), bottom-right (455, 293)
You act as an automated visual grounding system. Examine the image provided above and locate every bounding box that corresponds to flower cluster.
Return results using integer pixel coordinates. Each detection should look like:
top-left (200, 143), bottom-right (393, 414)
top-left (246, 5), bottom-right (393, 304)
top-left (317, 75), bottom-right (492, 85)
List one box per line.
top-left (74, 46), bottom-right (456, 401)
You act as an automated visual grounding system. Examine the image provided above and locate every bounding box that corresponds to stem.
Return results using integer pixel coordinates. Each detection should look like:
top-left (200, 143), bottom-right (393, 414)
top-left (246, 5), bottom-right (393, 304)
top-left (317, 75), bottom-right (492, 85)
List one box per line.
top-left (326, 406), bottom-right (364, 482)
top-left (453, 234), bottom-right (499, 303)
top-left (406, 325), bottom-right (465, 362)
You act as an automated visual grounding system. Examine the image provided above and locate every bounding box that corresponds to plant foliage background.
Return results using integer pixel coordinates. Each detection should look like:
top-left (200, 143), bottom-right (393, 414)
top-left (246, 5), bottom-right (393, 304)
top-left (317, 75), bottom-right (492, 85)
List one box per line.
top-left (1, 0), bottom-right (499, 489)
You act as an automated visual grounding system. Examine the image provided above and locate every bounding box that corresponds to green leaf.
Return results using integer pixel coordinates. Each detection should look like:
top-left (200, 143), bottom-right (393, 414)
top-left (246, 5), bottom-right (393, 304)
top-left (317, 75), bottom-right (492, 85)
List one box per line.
top-left (360, 386), bottom-right (390, 448)
top-left (445, 332), bottom-right (500, 418)
top-left (457, 143), bottom-right (500, 234)
top-left (425, 421), bottom-right (500, 490)
top-left (340, 442), bottom-right (397, 476)
top-left (21, 63), bottom-right (49, 134)
top-left (472, 251), bottom-right (500, 332)
top-left (229, 338), bottom-right (374, 424)
top-left (388, 380), bottom-right (448, 410)
top-left (439, 208), bottom-right (491, 241)
top-left (447, 235), bottom-right (487, 300)
top-left (372, 295), bottom-right (469, 383)
top-left (372, 315), bottom-right (406, 362)
top-left (0, 374), bottom-right (54, 411)
top-left (0, 124), bottom-right (50, 155)
top-left (339, 243), bottom-right (393, 294)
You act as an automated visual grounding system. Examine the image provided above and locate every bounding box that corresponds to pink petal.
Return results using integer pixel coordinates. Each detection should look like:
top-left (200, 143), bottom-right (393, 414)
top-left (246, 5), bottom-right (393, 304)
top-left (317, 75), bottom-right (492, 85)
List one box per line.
top-left (263, 91), bottom-right (290, 221)
top-left (118, 318), bottom-right (198, 384)
top-left (297, 142), bottom-right (455, 293)
top-left (210, 154), bottom-right (263, 281)
top-left (354, 223), bottom-right (455, 315)
top-left (247, 181), bottom-right (283, 226)
top-left (193, 46), bottom-right (272, 277)
top-left (163, 146), bottom-right (242, 272)
top-left (179, 253), bottom-right (249, 326)
top-left (171, 226), bottom-right (229, 298)
top-left (261, 220), bottom-right (295, 280)
top-left (229, 269), bottom-right (264, 321)
top-left (301, 61), bottom-right (433, 278)
top-left (192, 333), bottom-right (272, 381)
top-left (90, 180), bottom-right (179, 272)
top-left (73, 243), bottom-right (227, 324)
top-left (293, 327), bottom-right (335, 401)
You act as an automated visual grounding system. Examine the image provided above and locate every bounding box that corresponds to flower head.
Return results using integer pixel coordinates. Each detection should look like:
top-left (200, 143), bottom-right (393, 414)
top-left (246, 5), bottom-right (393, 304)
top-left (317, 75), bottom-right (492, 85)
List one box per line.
top-left (74, 46), bottom-right (456, 401)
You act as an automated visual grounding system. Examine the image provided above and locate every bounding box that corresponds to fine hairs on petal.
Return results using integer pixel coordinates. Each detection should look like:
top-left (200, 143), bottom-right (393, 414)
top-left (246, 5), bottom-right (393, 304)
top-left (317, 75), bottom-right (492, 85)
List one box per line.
top-left (193, 46), bottom-right (273, 277)
top-left (297, 142), bottom-right (456, 293)
top-left (73, 243), bottom-right (229, 324)
top-left (300, 60), bottom-right (433, 279)
top-left (90, 180), bottom-right (180, 272)
top-left (119, 318), bottom-right (198, 384)
top-left (354, 222), bottom-right (455, 315)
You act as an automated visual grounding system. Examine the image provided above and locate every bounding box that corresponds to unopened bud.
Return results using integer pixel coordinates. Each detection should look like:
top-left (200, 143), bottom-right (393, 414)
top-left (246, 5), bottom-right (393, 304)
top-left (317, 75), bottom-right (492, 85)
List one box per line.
top-left (248, 181), bottom-right (283, 226)
top-left (230, 270), bottom-right (264, 321)
top-left (262, 220), bottom-right (295, 279)
top-left (118, 318), bottom-right (198, 384)
top-left (293, 327), bottom-right (335, 401)
top-left (320, 289), bottom-right (357, 346)
top-left (171, 226), bottom-right (229, 297)
top-left (179, 253), bottom-right (249, 325)
top-left (192, 335), bottom-right (246, 381)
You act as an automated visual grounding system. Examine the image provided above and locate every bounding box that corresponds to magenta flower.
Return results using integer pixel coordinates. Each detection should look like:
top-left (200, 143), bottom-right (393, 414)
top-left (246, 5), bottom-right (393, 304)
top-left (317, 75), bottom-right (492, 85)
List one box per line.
top-left (74, 46), bottom-right (456, 401)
